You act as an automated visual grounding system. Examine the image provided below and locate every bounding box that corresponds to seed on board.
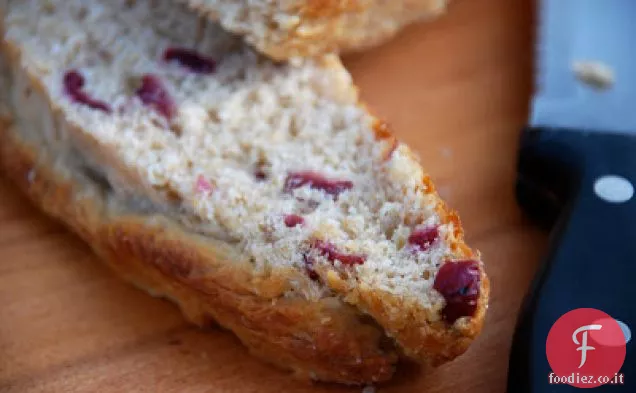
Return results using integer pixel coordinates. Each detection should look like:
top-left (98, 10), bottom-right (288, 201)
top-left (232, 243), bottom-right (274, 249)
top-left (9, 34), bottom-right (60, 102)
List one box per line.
top-left (572, 61), bottom-right (615, 90)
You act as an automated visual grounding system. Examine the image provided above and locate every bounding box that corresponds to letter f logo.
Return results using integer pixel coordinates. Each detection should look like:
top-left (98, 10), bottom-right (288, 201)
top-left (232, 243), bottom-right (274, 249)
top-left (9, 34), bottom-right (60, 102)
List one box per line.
top-left (546, 309), bottom-right (626, 388)
top-left (573, 324), bottom-right (603, 368)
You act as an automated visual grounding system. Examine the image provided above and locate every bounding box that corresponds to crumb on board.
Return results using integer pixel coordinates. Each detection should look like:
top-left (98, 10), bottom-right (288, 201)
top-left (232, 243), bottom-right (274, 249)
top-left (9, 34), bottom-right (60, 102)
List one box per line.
top-left (362, 386), bottom-right (376, 393)
top-left (572, 61), bottom-right (615, 90)
top-left (27, 168), bottom-right (36, 183)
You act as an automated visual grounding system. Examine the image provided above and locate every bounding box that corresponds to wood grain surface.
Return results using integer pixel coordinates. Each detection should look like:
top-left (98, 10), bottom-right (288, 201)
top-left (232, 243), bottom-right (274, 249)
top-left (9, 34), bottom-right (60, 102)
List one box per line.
top-left (0, 0), bottom-right (547, 391)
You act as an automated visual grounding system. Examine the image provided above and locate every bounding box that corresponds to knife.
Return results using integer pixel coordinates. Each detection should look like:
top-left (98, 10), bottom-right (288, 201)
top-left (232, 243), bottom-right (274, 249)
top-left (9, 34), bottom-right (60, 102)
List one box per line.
top-left (508, 0), bottom-right (635, 391)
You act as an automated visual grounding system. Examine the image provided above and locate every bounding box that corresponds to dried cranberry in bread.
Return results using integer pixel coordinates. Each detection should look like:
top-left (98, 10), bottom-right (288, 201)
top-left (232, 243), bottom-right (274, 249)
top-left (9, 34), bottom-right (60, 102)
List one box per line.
top-left (0, 0), bottom-right (488, 384)
top-left (178, 0), bottom-right (449, 60)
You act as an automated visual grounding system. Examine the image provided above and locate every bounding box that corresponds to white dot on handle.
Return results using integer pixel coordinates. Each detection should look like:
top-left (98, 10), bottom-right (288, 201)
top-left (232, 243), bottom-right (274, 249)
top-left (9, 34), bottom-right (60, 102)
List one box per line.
top-left (616, 319), bottom-right (631, 344)
top-left (593, 175), bottom-right (634, 203)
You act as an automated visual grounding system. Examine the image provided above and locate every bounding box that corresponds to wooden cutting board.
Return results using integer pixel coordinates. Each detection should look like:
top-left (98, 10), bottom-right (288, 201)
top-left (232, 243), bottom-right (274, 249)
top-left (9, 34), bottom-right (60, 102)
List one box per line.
top-left (0, 0), bottom-right (547, 391)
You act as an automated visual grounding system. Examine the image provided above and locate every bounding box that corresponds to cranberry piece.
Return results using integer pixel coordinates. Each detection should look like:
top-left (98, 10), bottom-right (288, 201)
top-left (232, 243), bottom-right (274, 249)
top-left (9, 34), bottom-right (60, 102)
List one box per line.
top-left (284, 171), bottom-right (353, 198)
top-left (254, 163), bottom-right (268, 181)
top-left (408, 226), bottom-right (440, 252)
top-left (195, 175), bottom-right (214, 194)
top-left (284, 214), bottom-right (305, 228)
top-left (163, 47), bottom-right (217, 74)
top-left (303, 253), bottom-right (320, 281)
top-left (433, 260), bottom-right (481, 323)
top-left (136, 74), bottom-right (177, 120)
top-left (254, 170), bottom-right (267, 181)
top-left (313, 240), bottom-right (366, 266)
top-left (63, 70), bottom-right (111, 113)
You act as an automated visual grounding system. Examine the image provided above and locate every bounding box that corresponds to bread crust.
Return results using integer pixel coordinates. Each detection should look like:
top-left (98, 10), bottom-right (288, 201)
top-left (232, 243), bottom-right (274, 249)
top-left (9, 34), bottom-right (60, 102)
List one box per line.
top-left (0, 116), bottom-right (488, 382)
top-left (183, 0), bottom-right (448, 60)
top-left (0, 122), bottom-right (398, 384)
top-left (323, 119), bottom-right (490, 365)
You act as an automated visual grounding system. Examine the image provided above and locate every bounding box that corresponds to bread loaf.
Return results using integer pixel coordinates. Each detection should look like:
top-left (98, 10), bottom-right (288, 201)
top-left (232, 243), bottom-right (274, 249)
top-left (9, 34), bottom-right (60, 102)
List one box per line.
top-left (179, 0), bottom-right (448, 60)
top-left (0, 0), bottom-right (488, 384)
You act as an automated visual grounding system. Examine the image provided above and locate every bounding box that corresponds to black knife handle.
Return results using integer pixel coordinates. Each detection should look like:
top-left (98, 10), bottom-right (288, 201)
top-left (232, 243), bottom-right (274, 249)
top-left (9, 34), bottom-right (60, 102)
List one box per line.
top-left (508, 127), bottom-right (636, 392)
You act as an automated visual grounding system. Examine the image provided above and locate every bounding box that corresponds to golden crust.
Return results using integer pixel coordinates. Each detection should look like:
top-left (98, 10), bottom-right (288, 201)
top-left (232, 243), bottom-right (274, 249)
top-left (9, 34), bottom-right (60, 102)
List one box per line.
top-left (299, 0), bottom-right (364, 19)
top-left (319, 120), bottom-right (490, 366)
top-left (0, 112), bottom-right (488, 385)
top-left (0, 123), bottom-right (397, 384)
top-left (183, 0), bottom-right (448, 60)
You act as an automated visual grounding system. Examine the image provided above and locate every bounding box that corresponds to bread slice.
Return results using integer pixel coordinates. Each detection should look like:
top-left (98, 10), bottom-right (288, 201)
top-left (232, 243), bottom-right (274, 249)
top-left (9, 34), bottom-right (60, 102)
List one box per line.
top-left (0, 0), bottom-right (488, 384)
top-left (178, 0), bottom-right (448, 60)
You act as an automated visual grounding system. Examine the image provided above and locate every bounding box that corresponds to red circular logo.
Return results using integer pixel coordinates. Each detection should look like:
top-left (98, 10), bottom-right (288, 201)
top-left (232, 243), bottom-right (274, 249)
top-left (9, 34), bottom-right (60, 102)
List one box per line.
top-left (546, 308), bottom-right (626, 388)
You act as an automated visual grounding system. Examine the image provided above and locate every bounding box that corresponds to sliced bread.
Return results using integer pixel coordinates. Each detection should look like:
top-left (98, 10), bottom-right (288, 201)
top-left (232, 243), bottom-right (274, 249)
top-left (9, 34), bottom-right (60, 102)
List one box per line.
top-left (0, 0), bottom-right (488, 384)
top-left (178, 0), bottom-right (448, 60)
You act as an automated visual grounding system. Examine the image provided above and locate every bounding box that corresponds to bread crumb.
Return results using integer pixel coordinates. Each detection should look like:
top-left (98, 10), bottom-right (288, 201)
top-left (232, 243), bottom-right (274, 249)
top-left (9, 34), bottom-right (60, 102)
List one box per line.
top-left (572, 61), bottom-right (614, 90)
top-left (362, 386), bottom-right (376, 393)
top-left (3, 0), bottom-right (457, 308)
top-left (440, 147), bottom-right (452, 159)
top-left (27, 168), bottom-right (36, 183)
